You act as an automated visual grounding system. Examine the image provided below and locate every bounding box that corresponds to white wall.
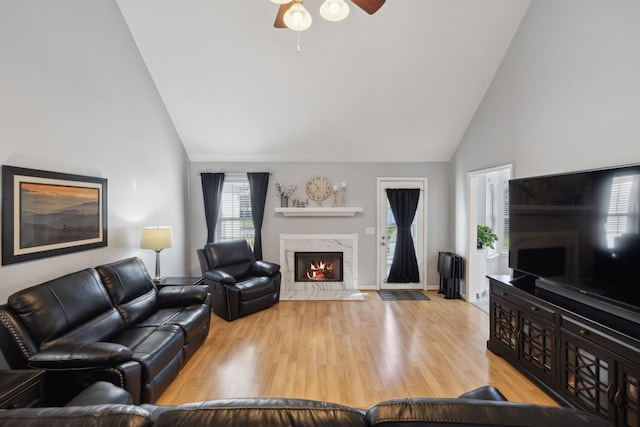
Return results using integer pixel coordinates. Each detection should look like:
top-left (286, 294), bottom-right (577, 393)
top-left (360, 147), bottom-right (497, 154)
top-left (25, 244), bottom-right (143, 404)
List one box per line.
top-left (452, 0), bottom-right (640, 290)
top-left (189, 162), bottom-right (450, 288)
top-left (0, 1), bottom-right (190, 303)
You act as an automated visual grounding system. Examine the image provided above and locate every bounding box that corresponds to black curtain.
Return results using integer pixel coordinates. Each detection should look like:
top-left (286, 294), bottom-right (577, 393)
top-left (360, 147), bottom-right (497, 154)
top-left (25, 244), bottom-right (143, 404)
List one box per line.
top-left (247, 172), bottom-right (269, 260)
top-left (201, 172), bottom-right (225, 243)
top-left (386, 188), bottom-right (421, 283)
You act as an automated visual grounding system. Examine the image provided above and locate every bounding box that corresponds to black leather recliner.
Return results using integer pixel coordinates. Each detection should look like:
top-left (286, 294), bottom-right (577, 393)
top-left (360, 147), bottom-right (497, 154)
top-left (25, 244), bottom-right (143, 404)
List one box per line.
top-left (198, 240), bottom-right (281, 321)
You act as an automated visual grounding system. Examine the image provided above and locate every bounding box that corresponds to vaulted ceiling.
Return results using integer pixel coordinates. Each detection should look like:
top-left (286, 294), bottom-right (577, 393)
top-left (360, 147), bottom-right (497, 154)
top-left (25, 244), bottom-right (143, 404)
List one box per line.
top-left (116, 0), bottom-right (530, 162)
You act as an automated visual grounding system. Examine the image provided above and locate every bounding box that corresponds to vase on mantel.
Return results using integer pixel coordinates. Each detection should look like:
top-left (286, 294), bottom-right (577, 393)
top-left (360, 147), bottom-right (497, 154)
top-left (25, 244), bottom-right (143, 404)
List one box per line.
top-left (280, 196), bottom-right (289, 207)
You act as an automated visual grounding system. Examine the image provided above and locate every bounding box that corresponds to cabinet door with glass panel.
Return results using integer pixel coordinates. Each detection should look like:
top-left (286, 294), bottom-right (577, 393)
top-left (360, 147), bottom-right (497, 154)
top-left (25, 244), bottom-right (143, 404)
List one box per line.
top-left (490, 294), bottom-right (519, 357)
top-left (519, 305), bottom-right (555, 383)
top-left (559, 327), bottom-right (615, 424)
top-left (616, 360), bottom-right (640, 427)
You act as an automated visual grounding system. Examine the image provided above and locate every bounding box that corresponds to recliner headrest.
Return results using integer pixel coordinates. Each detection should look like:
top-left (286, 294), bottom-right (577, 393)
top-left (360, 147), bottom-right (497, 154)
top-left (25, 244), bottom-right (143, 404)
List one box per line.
top-left (203, 240), bottom-right (255, 269)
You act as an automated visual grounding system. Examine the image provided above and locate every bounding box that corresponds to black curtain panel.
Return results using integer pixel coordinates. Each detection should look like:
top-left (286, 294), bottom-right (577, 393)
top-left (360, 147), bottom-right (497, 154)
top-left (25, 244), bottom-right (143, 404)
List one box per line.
top-left (201, 172), bottom-right (225, 243)
top-left (247, 172), bottom-right (270, 260)
top-left (386, 188), bottom-right (421, 283)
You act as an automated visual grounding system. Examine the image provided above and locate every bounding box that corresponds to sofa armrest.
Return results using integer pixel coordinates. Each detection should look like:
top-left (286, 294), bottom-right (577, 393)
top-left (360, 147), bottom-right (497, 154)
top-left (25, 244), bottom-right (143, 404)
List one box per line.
top-left (65, 381), bottom-right (133, 406)
top-left (157, 285), bottom-right (209, 307)
top-left (366, 398), bottom-right (612, 427)
top-left (28, 342), bottom-right (133, 369)
top-left (251, 260), bottom-right (280, 277)
top-left (205, 270), bottom-right (236, 285)
top-left (0, 405), bottom-right (151, 425)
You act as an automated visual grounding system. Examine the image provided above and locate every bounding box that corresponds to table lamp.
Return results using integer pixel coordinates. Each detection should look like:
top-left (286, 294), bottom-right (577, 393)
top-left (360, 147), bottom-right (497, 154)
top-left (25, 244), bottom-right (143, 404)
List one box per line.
top-left (140, 226), bottom-right (173, 282)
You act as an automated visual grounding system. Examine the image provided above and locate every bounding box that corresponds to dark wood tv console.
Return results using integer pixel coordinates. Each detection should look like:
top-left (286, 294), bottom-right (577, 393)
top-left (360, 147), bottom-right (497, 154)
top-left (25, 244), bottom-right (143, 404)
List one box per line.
top-left (488, 275), bottom-right (640, 427)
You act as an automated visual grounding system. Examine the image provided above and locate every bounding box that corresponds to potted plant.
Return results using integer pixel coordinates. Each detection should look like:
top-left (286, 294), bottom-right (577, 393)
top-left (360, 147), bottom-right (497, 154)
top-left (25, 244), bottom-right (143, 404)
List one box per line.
top-left (477, 225), bottom-right (498, 249)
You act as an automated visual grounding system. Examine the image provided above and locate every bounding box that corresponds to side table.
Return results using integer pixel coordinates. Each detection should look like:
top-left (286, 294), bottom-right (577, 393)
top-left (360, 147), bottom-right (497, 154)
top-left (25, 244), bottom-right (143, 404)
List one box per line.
top-left (157, 276), bottom-right (204, 288)
top-left (0, 369), bottom-right (45, 409)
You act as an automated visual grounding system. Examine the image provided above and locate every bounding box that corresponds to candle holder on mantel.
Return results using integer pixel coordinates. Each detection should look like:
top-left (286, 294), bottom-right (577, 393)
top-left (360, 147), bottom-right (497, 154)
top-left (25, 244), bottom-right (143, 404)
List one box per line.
top-left (340, 182), bottom-right (347, 207)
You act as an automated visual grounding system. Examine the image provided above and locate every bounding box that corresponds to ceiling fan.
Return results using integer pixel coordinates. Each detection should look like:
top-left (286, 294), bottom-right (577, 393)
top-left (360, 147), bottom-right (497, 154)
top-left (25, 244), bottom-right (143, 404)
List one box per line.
top-left (272, 0), bottom-right (386, 31)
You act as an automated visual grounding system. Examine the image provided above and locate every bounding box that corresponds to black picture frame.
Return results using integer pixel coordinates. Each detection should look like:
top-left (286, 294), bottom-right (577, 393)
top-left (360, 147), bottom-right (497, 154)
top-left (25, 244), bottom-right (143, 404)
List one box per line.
top-left (2, 165), bottom-right (107, 265)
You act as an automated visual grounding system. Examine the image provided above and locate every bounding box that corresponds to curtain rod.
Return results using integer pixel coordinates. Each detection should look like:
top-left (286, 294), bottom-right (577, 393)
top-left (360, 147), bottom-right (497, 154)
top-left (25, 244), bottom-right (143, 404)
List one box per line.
top-left (198, 170), bottom-right (272, 175)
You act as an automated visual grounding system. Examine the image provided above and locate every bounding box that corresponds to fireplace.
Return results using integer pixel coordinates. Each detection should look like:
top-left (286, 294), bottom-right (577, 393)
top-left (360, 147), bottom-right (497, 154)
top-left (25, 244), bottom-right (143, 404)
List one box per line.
top-left (295, 252), bottom-right (344, 282)
top-left (280, 234), bottom-right (358, 291)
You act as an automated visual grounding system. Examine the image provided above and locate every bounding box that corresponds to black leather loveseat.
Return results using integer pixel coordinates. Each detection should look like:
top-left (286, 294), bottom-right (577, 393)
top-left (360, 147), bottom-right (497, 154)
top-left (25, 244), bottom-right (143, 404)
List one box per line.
top-left (0, 257), bottom-right (211, 404)
top-left (0, 384), bottom-right (611, 427)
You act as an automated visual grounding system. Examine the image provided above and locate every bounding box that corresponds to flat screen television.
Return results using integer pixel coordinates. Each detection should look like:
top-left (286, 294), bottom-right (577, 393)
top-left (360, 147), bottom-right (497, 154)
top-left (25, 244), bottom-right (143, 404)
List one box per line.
top-left (509, 164), bottom-right (640, 335)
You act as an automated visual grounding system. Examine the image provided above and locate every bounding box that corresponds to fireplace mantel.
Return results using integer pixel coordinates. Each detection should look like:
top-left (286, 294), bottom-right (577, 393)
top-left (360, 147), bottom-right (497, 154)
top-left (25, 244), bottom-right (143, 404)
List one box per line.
top-left (275, 207), bottom-right (363, 217)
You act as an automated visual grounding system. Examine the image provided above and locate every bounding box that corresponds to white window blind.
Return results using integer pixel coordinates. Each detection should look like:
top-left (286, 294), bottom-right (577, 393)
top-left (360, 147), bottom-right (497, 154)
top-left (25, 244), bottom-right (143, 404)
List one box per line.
top-left (503, 177), bottom-right (509, 252)
top-left (216, 174), bottom-right (254, 245)
top-left (486, 178), bottom-right (497, 233)
top-left (484, 170), bottom-right (510, 254)
top-left (606, 174), bottom-right (640, 249)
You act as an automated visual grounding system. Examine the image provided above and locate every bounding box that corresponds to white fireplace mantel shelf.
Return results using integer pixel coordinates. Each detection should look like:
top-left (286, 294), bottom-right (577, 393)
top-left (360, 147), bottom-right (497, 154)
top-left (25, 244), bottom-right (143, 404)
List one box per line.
top-left (275, 207), bottom-right (363, 217)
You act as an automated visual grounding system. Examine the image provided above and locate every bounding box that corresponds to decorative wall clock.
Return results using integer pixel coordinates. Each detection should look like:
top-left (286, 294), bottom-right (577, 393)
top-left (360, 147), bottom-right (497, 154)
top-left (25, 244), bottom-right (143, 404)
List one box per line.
top-left (305, 176), bottom-right (332, 202)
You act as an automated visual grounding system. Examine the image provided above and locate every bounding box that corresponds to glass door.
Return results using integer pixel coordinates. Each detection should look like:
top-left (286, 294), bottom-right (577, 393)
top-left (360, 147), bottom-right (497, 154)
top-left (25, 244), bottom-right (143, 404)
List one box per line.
top-left (377, 178), bottom-right (427, 290)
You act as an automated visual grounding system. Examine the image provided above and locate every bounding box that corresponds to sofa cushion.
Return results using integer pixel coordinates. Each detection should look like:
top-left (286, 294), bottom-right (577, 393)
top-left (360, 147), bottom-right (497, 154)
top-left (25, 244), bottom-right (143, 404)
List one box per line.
top-left (134, 305), bottom-right (210, 343)
top-left (97, 257), bottom-right (158, 325)
top-left (150, 398), bottom-right (368, 427)
top-left (110, 325), bottom-right (184, 382)
top-left (42, 307), bottom-right (127, 351)
top-left (236, 277), bottom-right (274, 301)
top-left (8, 269), bottom-right (119, 347)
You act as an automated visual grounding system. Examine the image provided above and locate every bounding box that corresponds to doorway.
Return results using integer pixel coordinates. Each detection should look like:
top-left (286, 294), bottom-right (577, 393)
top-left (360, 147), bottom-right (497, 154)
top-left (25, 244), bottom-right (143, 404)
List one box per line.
top-left (467, 165), bottom-right (512, 311)
top-left (376, 178), bottom-right (428, 290)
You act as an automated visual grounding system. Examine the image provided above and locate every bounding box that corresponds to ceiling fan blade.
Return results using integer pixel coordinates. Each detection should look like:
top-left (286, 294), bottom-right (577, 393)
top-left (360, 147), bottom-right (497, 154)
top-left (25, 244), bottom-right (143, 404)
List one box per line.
top-left (351, 0), bottom-right (386, 15)
top-left (274, 2), bottom-right (293, 28)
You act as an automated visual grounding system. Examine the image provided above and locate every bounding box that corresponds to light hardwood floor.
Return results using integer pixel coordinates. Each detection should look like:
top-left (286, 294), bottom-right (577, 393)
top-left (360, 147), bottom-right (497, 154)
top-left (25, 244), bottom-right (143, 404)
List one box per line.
top-left (157, 291), bottom-right (559, 409)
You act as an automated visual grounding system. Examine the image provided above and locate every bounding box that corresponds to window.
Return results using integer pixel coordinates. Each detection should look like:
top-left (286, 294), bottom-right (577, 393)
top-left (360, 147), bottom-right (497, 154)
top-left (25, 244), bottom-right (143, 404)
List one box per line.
top-left (485, 170), bottom-right (510, 254)
top-left (216, 174), bottom-right (254, 246)
top-left (605, 174), bottom-right (640, 249)
top-left (503, 176), bottom-right (510, 251)
top-left (486, 177), bottom-right (497, 234)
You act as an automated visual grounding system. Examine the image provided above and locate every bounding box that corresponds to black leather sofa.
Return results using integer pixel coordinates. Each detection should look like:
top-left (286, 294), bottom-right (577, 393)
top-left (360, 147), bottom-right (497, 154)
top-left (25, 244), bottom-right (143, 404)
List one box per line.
top-left (197, 240), bottom-right (281, 321)
top-left (0, 257), bottom-right (211, 404)
top-left (0, 384), bottom-right (611, 427)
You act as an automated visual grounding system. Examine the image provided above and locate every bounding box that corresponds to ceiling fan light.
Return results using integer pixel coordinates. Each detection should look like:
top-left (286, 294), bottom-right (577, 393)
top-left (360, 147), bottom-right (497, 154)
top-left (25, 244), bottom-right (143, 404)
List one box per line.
top-left (271, 0), bottom-right (291, 4)
top-left (319, 0), bottom-right (350, 22)
top-left (283, 2), bottom-right (312, 31)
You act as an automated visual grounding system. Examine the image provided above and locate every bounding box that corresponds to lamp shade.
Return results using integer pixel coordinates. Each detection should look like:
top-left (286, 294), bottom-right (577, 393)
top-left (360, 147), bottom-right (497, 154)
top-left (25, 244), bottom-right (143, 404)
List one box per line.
top-left (140, 226), bottom-right (173, 251)
top-left (284, 2), bottom-right (312, 31)
top-left (319, 0), bottom-right (350, 22)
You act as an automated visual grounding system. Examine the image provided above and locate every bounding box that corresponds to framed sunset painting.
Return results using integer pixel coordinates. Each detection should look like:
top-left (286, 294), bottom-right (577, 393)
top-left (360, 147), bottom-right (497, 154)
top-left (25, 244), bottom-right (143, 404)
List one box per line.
top-left (2, 166), bottom-right (107, 265)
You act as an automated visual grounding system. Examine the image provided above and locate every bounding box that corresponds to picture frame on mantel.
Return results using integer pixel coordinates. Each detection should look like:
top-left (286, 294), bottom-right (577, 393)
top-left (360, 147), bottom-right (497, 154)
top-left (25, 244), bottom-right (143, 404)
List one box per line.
top-left (1, 165), bottom-right (108, 265)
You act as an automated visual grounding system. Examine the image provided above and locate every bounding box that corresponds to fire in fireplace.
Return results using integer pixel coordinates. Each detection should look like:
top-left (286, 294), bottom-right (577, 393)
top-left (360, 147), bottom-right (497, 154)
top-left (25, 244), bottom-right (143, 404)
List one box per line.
top-left (294, 251), bottom-right (344, 282)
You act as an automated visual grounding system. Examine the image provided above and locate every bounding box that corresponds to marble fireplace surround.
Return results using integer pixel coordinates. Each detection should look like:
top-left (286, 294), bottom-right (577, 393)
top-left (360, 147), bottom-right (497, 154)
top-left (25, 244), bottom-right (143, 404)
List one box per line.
top-left (279, 234), bottom-right (358, 292)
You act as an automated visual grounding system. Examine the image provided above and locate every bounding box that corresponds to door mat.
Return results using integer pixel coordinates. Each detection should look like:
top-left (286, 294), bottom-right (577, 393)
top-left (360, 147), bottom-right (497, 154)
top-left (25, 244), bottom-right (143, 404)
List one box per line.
top-left (377, 290), bottom-right (430, 301)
